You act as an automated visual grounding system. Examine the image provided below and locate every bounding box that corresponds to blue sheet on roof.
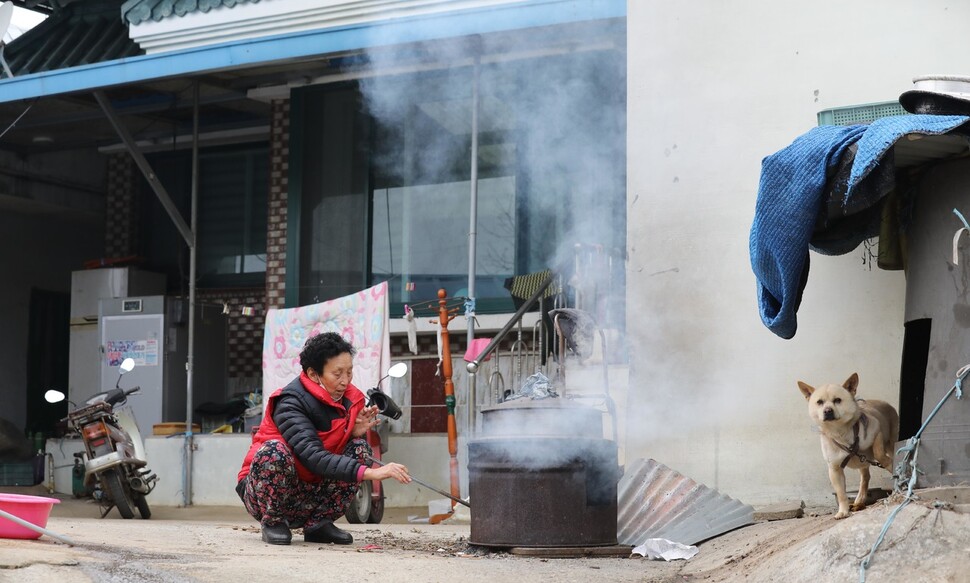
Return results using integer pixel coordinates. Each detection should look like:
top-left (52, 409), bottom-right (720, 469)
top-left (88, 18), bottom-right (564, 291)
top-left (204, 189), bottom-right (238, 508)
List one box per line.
top-left (749, 114), bottom-right (969, 339)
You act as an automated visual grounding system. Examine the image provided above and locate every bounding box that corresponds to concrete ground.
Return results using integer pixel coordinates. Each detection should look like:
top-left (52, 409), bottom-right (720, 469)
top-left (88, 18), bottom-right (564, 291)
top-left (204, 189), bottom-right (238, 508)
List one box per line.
top-left (1, 485), bottom-right (968, 582)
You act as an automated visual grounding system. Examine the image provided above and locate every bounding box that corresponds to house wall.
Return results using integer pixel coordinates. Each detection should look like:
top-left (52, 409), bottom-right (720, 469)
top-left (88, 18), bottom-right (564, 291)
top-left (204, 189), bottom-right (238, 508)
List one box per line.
top-left (0, 148), bottom-right (104, 219)
top-left (0, 148), bottom-right (104, 434)
top-left (266, 98), bottom-right (290, 310)
top-left (103, 138), bottom-right (280, 398)
top-left (0, 211), bottom-right (103, 433)
top-left (904, 159), bottom-right (970, 486)
top-left (105, 153), bottom-right (138, 257)
top-left (626, 0), bottom-right (970, 506)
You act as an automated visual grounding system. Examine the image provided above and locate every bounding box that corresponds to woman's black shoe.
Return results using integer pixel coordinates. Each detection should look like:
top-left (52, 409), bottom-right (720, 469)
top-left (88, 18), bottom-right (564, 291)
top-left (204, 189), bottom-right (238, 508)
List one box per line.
top-left (304, 520), bottom-right (353, 544)
top-left (261, 522), bottom-right (292, 545)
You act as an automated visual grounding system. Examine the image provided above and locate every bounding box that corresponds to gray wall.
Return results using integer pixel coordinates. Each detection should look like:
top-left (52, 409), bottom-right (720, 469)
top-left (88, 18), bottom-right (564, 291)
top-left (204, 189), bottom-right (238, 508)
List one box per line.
top-left (0, 148), bottom-right (104, 435)
top-left (626, 0), bottom-right (970, 505)
top-left (905, 159), bottom-right (970, 485)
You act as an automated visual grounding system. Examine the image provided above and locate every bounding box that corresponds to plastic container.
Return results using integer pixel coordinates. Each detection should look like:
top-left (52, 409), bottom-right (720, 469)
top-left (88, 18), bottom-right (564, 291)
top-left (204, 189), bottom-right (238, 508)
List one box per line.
top-left (817, 101), bottom-right (907, 126)
top-left (0, 493), bottom-right (60, 539)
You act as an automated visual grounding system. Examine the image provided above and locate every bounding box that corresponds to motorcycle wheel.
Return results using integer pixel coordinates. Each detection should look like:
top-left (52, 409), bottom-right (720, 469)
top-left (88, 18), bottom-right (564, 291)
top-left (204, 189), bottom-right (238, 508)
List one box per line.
top-left (345, 480), bottom-right (371, 524)
top-left (366, 490), bottom-right (385, 524)
top-left (103, 469), bottom-right (135, 519)
top-left (135, 494), bottom-right (151, 519)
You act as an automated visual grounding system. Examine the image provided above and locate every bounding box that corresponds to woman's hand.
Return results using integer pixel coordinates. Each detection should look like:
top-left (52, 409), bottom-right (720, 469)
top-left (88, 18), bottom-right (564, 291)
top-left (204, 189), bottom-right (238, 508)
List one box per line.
top-left (351, 405), bottom-right (380, 438)
top-left (362, 462), bottom-right (411, 484)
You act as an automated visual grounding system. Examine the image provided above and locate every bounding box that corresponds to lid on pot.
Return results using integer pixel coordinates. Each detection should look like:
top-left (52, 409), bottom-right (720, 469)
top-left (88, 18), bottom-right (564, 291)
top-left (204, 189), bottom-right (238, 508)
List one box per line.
top-left (481, 397), bottom-right (599, 413)
top-left (899, 75), bottom-right (970, 115)
top-left (480, 397), bottom-right (605, 438)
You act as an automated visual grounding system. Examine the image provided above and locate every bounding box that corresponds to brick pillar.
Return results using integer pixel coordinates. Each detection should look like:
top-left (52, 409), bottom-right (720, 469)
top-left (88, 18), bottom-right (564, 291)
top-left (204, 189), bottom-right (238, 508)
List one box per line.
top-left (104, 153), bottom-right (138, 258)
top-left (266, 98), bottom-right (290, 309)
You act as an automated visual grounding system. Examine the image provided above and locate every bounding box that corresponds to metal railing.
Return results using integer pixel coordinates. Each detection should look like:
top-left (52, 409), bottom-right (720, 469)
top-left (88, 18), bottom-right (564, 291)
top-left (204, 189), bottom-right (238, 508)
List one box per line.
top-left (464, 270), bottom-right (619, 442)
top-left (465, 273), bottom-right (557, 431)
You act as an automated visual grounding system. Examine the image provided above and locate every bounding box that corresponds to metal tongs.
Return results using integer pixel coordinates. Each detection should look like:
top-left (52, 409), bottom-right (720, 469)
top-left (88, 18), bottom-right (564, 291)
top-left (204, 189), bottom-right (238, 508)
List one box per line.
top-left (365, 455), bottom-right (470, 508)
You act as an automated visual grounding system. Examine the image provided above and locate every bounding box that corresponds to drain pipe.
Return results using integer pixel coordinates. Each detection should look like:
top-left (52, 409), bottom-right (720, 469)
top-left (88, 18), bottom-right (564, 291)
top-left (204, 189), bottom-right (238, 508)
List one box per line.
top-left (183, 81), bottom-right (200, 507)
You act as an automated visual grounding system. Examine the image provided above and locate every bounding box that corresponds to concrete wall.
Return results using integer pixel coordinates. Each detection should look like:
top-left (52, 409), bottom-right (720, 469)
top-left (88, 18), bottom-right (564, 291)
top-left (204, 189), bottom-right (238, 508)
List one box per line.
top-left (140, 433), bottom-right (449, 509)
top-left (0, 148), bottom-right (105, 216)
top-left (904, 159), bottom-right (970, 486)
top-left (144, 435), bottom-right (250, 506)
top-left (625, 0), bottom-right (970, 506)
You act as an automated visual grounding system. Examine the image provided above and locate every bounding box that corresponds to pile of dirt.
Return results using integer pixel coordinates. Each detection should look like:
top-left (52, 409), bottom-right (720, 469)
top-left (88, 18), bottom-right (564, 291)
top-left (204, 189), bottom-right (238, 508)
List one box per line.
top-left (357, 529), bottom-right (480, 556)
top-left (691, 496), bottom-right (970, 582)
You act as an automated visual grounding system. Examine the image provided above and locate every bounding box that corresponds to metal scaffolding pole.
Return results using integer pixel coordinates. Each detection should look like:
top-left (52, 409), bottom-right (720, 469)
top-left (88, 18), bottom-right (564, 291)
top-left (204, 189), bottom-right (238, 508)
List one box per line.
top-left (184, 81), bottom-right (200, 507)
top-left (94, 89), bottom-right (198, 506)
top-left (466, 57), bottom-right (481, 435)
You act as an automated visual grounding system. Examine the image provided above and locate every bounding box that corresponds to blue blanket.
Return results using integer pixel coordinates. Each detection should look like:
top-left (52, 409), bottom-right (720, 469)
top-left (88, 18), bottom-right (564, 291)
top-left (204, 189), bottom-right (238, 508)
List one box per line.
top-left (749, 114), bottom-right (969, 339)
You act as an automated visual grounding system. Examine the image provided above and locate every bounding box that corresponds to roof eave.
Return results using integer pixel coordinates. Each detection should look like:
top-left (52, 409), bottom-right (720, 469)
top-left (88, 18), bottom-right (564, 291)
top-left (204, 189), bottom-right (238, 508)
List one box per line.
top-left (0, 0), bottom-right (626, 103)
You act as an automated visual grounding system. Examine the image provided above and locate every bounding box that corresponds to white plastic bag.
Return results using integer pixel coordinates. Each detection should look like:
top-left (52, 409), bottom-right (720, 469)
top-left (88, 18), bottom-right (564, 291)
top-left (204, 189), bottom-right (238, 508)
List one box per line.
top-left (632, 538), bottom-right (699, 561)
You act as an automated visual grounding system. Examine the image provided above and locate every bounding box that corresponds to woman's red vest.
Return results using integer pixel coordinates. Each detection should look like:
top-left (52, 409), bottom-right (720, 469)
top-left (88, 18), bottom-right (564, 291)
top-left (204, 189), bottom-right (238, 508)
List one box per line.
top-left (237, 372), bottom-right (365, 483)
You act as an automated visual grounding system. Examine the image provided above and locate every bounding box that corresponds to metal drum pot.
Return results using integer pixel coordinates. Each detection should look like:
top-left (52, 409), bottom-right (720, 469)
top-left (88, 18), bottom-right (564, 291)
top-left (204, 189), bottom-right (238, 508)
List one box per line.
top-left (469, 399), bottom-right (619, 548)
top-left (479, 398), bottom-right (604, 438)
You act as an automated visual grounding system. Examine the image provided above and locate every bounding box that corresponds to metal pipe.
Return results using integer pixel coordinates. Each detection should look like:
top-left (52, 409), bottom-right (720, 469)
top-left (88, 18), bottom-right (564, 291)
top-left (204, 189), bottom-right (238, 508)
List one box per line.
top-left (465, 273), bottom-right (555, 374)
top-left (93, 91), bottom-right (193, 246)
top-left (183, 81), bottom-right (200, 507)
top-left (0, 508), bottom-right (76, 546)
top-left (365, 455), bottom-right (470, 508)
top-left (466, 56), bottom-right (481, 433)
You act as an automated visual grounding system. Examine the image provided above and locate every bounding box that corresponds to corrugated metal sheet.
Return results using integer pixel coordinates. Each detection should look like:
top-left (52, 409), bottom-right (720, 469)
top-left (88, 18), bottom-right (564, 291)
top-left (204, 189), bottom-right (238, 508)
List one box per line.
top-left (121, 0), bottom-right (262, 25)
top-left (5, 1), bottom-right (143, 76)
top-left (617, 458), bottom-right (754, 547)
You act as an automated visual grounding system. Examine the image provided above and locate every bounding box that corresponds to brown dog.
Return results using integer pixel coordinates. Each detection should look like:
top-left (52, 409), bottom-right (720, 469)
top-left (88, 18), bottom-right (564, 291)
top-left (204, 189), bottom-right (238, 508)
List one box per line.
top-left (798, 373), bottom-right (899, 519)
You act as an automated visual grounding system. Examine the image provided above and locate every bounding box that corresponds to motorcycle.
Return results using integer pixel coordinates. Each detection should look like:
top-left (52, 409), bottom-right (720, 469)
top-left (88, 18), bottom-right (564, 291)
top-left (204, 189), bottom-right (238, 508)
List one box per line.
top-left (345, 362), bottom-right (406, 524)
top-left (45, 357), bottom-right (158, 519)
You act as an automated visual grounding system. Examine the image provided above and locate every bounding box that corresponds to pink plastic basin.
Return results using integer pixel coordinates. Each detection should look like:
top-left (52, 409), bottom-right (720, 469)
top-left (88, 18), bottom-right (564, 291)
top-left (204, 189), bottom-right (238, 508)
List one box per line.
top-left (0, 493), bottom-right (60, 539)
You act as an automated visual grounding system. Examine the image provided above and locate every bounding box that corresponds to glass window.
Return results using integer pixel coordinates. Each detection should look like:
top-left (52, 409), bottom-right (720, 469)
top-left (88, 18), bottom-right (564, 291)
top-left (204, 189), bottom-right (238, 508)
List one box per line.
top-left (198, 147), bottom-right (268, 281)
top-left (138, 144), bottom-right (269, 289)
top-left (294, 31), bottom-right (626, 315)
top-left (297, 87), bottom-right (370, 304)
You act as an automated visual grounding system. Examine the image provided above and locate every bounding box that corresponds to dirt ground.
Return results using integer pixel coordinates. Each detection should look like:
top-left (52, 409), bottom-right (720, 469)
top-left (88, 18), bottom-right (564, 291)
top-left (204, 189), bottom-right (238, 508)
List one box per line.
top-left (1, 486), bottom-right (968, 582)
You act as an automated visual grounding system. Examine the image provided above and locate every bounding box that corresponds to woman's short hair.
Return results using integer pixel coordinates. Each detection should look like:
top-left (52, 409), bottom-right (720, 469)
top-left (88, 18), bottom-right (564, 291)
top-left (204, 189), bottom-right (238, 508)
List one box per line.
top-left (299, 332), bottom-right (356, 373)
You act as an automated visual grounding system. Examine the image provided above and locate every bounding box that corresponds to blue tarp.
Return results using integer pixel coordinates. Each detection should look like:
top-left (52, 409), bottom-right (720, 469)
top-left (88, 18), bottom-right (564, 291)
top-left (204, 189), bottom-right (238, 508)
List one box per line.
top-left (749, 114), bottom-right (969, 339)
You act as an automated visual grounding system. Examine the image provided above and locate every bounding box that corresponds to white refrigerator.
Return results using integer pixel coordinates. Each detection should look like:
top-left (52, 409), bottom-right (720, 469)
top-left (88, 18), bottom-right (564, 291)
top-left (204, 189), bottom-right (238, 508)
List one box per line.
top-left (68, 268), bottom-right (166, 409)
top-left (99, 296), bottom-right (228, 436)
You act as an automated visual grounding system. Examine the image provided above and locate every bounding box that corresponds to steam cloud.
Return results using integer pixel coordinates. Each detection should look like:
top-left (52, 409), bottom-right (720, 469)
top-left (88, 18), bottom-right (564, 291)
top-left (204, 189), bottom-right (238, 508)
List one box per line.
top-left (353, 18), bottom-right (628, 457)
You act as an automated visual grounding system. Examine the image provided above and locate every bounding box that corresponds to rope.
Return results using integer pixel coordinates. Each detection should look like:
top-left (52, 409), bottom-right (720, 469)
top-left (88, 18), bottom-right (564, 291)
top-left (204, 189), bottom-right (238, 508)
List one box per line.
top-left (406, 295), bottom-right (467, 317)
top-left (0, 100), bottom-right (33, 140)
top-left (953, 209), bottom-right (970, 265)
top-left (858, 364), bottom-right (970, 582)
top-left (954, 208), bottom-right (970, 231)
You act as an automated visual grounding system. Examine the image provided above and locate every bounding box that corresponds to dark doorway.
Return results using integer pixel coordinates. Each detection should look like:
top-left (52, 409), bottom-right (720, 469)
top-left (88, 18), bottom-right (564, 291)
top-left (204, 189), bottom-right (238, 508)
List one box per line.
top-left (898, 318), bottom-right (931, 440)
top-left (26, 289), bottom-right (70, 437)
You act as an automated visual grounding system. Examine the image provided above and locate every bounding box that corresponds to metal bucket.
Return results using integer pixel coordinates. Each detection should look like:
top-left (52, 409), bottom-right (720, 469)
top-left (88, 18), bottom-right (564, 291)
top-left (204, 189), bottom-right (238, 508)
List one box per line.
top-left (469, 399), bottom-right (619, 548)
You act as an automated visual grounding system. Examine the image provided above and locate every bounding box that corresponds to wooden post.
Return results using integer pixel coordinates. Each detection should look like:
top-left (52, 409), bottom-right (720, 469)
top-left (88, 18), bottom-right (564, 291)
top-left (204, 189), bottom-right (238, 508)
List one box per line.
top-left (437, 288), bottom-right (461, 506)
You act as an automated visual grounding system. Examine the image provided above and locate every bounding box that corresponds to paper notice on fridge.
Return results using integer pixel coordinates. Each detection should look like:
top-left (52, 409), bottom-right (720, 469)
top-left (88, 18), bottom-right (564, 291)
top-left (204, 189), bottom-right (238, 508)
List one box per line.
top-left (105, 339), bottom-right (159, 367)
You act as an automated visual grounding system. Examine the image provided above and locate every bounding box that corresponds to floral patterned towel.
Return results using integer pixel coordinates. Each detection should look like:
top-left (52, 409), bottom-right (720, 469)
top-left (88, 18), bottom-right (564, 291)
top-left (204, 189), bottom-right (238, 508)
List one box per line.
top-left (262, 282), bottom-right (391, 407)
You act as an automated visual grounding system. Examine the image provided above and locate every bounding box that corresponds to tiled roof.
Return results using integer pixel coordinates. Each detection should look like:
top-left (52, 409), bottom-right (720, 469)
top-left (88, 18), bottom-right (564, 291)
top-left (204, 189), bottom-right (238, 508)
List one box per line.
top-left (4, 1), bottom-right (143, 76)
top-left (121, 0), bottom-right (262, 25)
